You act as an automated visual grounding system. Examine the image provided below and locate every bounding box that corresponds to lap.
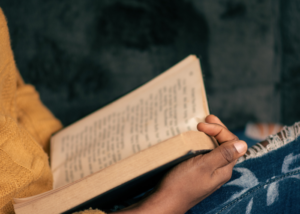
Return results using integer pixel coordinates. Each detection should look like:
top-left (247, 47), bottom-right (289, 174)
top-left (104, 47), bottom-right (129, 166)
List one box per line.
top-left (187, 127), bottom-right (300, 214)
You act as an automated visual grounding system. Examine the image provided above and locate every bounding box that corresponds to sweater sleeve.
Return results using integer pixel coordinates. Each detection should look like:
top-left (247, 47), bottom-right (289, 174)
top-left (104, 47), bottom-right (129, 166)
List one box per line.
top-left (15, 79), bottom-right (63, 155)
top-left (0, 8), bottom-right (62, 214)
top-left (73, 208), bottom-right (106, 214)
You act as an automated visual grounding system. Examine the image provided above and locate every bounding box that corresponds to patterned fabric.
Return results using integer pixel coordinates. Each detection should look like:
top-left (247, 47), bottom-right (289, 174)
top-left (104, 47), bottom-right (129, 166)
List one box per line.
top-left (187, 122), bottom-right (300, 214)
top-left (238, 122), bottom-right (300, 163)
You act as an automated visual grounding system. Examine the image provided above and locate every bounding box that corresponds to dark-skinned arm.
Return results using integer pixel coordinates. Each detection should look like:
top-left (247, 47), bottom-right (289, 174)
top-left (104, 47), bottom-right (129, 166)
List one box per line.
top-left (109, 115), bottom-right (248, 214)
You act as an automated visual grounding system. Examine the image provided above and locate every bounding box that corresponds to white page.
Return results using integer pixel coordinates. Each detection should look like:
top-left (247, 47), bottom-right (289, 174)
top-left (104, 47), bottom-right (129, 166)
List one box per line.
top-left (51, 56), bottom-right (209, 188)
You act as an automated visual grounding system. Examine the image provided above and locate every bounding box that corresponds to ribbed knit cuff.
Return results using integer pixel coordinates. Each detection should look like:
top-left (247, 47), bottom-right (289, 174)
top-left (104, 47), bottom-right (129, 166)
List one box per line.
top-left (73, 208), bottom-right (106, 214)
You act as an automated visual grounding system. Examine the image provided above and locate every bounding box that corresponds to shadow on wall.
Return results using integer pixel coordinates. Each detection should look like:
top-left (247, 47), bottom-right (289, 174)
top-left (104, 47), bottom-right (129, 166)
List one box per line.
top-left (2, 0), bottom-right (210, 126)
top-left (280, 0), bottom-right (300, 126)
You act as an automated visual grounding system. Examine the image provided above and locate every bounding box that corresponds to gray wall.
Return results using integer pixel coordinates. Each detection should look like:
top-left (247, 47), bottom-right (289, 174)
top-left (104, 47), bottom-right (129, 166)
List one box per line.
top-left (1, 0), bottom-right (299, 129)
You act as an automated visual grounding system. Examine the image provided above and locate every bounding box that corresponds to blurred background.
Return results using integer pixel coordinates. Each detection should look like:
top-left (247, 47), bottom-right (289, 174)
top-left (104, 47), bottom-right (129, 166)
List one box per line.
top-left (1, 0), bottom-right (300, 131)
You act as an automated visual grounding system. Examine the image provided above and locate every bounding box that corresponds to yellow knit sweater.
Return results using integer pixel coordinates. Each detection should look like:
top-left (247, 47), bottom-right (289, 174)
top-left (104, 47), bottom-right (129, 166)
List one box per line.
top-left (0, 8), bottom-right (105, 214)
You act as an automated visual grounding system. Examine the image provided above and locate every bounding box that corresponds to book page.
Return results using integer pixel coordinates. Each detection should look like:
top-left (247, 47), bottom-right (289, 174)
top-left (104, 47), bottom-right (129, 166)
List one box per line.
top-left (51, 55), bottom-right (209, 188)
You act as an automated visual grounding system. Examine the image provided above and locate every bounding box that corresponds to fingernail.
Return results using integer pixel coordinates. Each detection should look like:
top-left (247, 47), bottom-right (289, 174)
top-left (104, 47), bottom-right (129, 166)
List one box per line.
top-left (234, 141), bottom-right (247, 153)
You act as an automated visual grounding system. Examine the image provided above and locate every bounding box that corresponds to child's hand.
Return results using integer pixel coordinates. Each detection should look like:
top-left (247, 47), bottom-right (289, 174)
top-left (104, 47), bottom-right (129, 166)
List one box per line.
top-left (113, 115), bottom-right (247, 214)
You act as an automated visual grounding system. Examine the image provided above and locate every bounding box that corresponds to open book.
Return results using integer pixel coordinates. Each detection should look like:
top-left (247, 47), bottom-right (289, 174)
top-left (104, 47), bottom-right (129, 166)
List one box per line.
top-left (13, 55), bottom-right (217, 214)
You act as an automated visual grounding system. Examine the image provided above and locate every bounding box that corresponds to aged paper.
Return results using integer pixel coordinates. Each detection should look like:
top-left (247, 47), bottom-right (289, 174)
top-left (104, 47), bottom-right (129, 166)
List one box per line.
top-left (51, 56), bottom-right (209, 188)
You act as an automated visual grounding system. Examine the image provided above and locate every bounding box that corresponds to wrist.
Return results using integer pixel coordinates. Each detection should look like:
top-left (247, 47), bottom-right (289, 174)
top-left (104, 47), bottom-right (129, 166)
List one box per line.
top-left (111, 189), bottom-right (190, 214)
top-left (136, 189), bottom-right (190, 214)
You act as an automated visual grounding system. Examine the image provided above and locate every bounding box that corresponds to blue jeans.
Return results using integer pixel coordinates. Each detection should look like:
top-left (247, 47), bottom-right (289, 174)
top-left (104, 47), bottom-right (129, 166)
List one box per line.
top-left (187, 123), bottom-right (300, 214)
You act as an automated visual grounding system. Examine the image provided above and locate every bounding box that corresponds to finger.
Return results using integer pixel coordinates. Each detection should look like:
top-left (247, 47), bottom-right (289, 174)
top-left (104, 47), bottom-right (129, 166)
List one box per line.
top-left (197, 122), bottom-right (238, 143)
top-left (205, 115), bottom-right (227, 128)
top-left (201, 140), bottom-right (247, 171)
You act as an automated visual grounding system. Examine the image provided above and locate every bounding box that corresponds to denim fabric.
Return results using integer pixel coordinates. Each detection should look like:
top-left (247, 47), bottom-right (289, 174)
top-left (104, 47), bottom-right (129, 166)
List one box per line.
top-left (187, 131), bottom-right (300, 214)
